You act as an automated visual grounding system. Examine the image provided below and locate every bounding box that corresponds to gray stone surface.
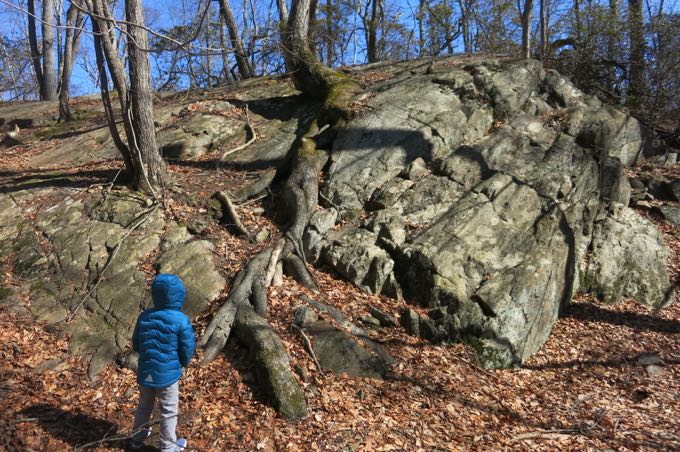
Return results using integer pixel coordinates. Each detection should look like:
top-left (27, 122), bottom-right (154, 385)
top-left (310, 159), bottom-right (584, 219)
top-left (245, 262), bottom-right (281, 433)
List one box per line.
top-left (306, 321), bottom-right (389, 379)
top-left (310, 58), bottom-right (670, 368)
top-left (584, 204), bottom-right (672, 307)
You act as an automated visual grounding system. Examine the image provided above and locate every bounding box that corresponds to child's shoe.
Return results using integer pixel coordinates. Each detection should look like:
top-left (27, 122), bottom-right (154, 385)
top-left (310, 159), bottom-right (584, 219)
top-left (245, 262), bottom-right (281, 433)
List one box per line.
top-left (174, 438), bottom-right (187, 451)
top-left (131, 429), bottom-right (151, 449)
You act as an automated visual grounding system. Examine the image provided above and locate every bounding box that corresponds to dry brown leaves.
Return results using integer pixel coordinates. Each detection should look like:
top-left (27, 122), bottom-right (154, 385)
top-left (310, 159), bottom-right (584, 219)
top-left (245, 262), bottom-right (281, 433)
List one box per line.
top-left (2, 94), bottom-right (680, 451)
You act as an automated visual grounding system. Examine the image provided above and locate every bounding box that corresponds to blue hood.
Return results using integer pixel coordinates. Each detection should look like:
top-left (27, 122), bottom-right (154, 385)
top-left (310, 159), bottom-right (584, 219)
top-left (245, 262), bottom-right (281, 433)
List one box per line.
top-left (151, 274), bottom-right (186, 310)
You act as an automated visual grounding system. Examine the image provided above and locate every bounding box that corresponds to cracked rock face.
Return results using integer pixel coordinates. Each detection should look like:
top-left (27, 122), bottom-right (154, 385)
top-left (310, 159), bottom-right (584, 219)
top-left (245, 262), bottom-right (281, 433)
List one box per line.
top-left (311, 59), bottom-right (671, 368)
top-left (1, 191), bottom-right (226, 379)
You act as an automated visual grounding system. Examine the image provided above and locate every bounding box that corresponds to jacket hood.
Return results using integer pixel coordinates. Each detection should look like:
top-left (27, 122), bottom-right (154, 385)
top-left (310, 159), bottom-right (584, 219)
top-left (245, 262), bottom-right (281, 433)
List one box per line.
top-left (151, 274), bottom-right (186, 310)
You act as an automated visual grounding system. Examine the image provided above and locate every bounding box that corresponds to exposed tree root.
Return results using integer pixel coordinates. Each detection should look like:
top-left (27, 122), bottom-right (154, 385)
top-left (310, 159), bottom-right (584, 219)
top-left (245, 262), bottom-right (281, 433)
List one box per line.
top-left (212, 191), bottom-right (250, 236)
top-left (233, 168), bottom-right (276, 203)
top-left (200, 12), bottom-right (360, 417)
top-left (233, 303), bottom-right (307, 419)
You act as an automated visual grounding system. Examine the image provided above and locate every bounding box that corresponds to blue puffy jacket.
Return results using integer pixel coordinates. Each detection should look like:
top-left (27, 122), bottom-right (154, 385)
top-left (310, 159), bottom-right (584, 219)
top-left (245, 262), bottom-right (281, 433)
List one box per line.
top-left (132, 274), bottom-right (195, 388)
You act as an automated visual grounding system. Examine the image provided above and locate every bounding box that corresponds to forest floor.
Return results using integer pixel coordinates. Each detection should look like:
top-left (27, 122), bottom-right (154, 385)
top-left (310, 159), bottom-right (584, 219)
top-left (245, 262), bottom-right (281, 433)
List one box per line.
top-left (1, 93), bottom-right (680, 451)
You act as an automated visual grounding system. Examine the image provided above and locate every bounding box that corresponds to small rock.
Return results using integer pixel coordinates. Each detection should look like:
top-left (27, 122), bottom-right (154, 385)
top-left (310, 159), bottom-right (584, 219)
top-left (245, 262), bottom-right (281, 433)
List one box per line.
top-left (33, 358), bottom-right (62, 373)
top-left (251, 207), bottom-right (265, 215)
top-left (646, 365), bottom-right (664, 376)
top-left (400, 308), bottom-right (420, 337)
top-left (369, 307), bottom-right (397, 327)
top-left (293, 305), bottom-right (319, 326)
top-left (656, 205), bottom-right (680, 228)
top-left (664, 152), bottom-right (678, 167)
top-left (636, 352), bottom-right (663, 366)
top-left (187, 218), bottom-right (208, 235)
top-left (360, 315), bottom-right (381, 327)
top-left (254, 227), bottom-right (270, 243)
top-left (636, 200), bottom-right (652, 209)
top-left (11, 343), bottom-right (21, 355)
top-left (293, 364), bottom-right (309, 382)
top-left (401, 157), bottom-right (429, 181)
top-left (212, 101), bottom-right (234, 111)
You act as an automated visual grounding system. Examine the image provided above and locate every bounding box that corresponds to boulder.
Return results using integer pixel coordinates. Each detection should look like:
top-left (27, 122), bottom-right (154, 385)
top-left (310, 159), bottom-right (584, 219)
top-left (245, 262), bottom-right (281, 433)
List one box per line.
top-left (312, 59), bottom-right (671, 368)
top-left (583, 204), bottom-right (672, 307)
top-left (305, 321), bottom-right (390, 379)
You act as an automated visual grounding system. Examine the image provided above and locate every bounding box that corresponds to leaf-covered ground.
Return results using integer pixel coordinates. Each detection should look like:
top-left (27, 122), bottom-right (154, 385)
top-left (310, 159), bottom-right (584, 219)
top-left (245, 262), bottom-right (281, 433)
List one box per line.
top-left (1, 93), bottom-right (680, 451)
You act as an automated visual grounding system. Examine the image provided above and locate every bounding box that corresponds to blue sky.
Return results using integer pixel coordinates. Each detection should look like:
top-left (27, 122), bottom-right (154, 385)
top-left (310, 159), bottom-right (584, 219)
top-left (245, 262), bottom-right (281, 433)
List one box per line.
top-left (1, 0), bottom-right (678, 98)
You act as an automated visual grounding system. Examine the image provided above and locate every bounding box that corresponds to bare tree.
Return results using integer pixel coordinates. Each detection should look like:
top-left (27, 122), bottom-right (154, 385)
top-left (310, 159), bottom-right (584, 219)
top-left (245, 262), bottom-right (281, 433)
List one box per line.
top-left (217, 0), bottom-right (255, 79)
top-left (27, 0), bottom-right (58, 100)
top-left (42, 0), bottom-right (58, 100)
top-left (519, 0), bottom-right (534, 59)
top-left (58, 3), bottom-right (84, 120)
top-left (125, 0), bottom-right (167, 193)
top-left (628, 0), bottom-right (645, 106)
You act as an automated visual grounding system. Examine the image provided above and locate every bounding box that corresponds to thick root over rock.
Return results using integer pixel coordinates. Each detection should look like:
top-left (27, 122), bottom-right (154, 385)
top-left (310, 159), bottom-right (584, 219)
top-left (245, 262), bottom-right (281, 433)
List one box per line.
top-left (234, 303), bottom-right (307, 419)
top-left (200, 33), bottom-right (358, 417)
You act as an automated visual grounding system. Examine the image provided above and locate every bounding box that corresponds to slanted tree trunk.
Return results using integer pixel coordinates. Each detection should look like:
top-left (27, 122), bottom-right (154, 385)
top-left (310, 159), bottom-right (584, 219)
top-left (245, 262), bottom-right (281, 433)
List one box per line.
top-left (41, 0), bottom-right (57, 101)
top-left (275, 0), bottom-right (292, 71)
top-left (58, 5), bottom-right (84, 121)
top-left (217, 0), bottom-right (255, 79)
top-left (199, 0), bottom-right (359, 419)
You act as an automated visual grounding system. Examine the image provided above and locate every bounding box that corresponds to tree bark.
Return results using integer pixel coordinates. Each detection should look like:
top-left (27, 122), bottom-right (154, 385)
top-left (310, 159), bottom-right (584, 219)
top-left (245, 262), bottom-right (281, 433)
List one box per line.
top-left (606, 0), bottom-right (618, 92)
top-left (41, 0), bottom-right (58, 101)
top-left (217, 0), bottom-right (255, 79)
top-left (367, 0), bottom-right (380, 62)
top-left (59, 5), bottom-right (84, 121)
top-left (91, 17), bottom-right (134, 174)
top-left (27, 0), bottom-right (44, 97)
top-left (539, 0), bottom-right (547, 60)
top-left (125, 0), bottom-right (168, 194)
top-left (520, 0), bottom-right (534, 59)
top-left (200, 0), bottom-right (360, 420)
top-left (628, 0), bottom-right (645, 107)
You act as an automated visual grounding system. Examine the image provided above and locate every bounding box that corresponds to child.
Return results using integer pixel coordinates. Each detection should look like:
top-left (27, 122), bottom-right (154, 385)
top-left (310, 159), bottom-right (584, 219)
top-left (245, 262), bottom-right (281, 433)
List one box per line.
top-left (131, 274), bottom-right (195, 452)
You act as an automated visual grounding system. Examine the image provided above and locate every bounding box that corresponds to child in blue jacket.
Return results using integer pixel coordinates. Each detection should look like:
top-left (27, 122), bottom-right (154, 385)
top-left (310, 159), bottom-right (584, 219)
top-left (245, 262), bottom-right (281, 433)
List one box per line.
top-left (131, 274), bottom-right (195, 452)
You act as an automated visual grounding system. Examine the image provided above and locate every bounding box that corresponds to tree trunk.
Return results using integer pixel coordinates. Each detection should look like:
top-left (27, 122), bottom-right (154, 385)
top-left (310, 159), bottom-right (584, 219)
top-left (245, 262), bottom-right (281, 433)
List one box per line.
top-left (125, 0), bottom-right (168, 194)
top-left (217, 0), bottom-right (255, 79)
top-left (59, 5), bottom-right (84, 121)
top-left (628, 0), bottom-right (645, 107)
top-left (275, 0), bottom-right (292, 72)
top-left (325, 0), bottom-right (334, 65)
top-left (91, 17), bottom-right (134, 175)
top-left (606, 0), bottom-right (618, 92)
top-left (41, 0), bottom-right (57, 101)
top-left (539, 0), bottom-right (547, 60)
top-left (200, 0), bottom-right (361, 419)
top-left (520, 0), bottom-right (534, 59)
top-left (27, 0), bottom-right (45, 100)
top-left (367, 0), bottom-right (380, 62)
top-left (419, 0), bottom-right (426, 55)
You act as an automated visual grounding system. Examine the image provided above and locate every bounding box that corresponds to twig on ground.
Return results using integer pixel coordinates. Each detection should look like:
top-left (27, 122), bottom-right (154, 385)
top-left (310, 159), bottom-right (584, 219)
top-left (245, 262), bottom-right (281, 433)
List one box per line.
top-left (219, 105), bottom-right (256, 162)
top-left (291, 323), bottom-right (323, 373)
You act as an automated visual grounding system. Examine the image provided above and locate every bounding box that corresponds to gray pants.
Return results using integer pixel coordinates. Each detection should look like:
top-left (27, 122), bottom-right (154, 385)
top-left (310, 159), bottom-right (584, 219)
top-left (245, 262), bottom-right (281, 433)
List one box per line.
top-left (132, 381), bottom-right (180, 452)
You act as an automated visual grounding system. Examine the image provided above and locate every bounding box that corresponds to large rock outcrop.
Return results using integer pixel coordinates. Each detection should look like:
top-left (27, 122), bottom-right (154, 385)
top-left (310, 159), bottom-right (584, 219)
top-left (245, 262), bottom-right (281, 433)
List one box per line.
top-left (308, 59), bottom-right (671, 367)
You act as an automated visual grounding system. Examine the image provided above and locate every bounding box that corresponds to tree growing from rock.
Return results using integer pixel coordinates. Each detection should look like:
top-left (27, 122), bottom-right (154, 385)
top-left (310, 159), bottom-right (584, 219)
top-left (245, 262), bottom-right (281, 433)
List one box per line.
top-left (84, 0), bottom-right (168, 195)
